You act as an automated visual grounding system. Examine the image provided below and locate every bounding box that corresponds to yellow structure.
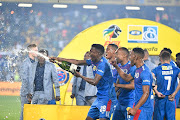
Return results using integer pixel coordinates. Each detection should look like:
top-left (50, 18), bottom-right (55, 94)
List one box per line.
top-left (24, 18), bottom-right (180, 119)
top-left (24, 104), bottom-right (180, 120)
top-left (59, 18), bottom-right (180, 61)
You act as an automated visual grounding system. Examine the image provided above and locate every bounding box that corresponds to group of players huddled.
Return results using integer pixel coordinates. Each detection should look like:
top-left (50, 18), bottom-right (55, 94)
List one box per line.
top-left (50, 44), bottom-right (180, 120)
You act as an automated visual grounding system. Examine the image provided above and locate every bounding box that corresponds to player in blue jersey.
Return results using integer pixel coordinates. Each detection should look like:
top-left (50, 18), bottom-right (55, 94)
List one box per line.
top-left (50, 44), bottom-right (116, 120)
top-left (159, 48), bottom-right (177, 67)
top-left (105, 44), bottom-right (119, 83)
top-left (152, 52), bottom-right (180, 120)
top-left (112, 47), bottom-right (136, 120)
top-left (105, 44), bottom-right (121, 101)
top-left (110, 47), bottom-right (154, 120)
top-left (159, 48), bottom-right (180, 108)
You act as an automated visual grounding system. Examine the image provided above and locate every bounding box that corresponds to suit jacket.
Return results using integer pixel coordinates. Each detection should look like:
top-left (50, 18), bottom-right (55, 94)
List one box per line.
top-left (84, 66), bottom-right (97, 97)
top-left (72, 65), bottom-right (97, 97)
top-left (30, 61), bottom-right (60, 101)
top-left (72, 65), bottom-right (85, 97)
top-left (19, 57), bottom-right (33, 96)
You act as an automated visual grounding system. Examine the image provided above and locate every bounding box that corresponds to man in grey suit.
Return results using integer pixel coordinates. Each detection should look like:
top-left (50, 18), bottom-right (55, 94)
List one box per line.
top-left (30, 49), bottom-right (60, 104)
top-left (71, 65), bottom-right (87, 105)
top-left (71, 52), bottom-right (97, 106)
top-left (84, 65), bottom-right (97, 106)
top-left (19, 44), bottom-right (38, 120)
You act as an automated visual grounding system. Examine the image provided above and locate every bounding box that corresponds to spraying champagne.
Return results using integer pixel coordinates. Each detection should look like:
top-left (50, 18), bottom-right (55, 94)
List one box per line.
top-left (53, 60), bottom-right (81, 74)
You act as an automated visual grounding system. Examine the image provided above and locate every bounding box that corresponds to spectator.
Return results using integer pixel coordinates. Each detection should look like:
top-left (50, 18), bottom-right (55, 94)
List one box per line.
top-left (143, 49), bottom-right (157, 71)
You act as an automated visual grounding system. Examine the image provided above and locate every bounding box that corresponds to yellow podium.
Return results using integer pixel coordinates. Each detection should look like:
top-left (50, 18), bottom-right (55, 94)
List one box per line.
top-left (24, 104), bottom-right (90, 120)
top-left (24, 104), bottom-right (180, 120)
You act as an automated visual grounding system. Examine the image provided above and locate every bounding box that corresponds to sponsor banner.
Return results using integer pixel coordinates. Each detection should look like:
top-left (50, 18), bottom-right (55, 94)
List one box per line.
top-left (59, 18), bottom-right (180, 60)
top-left (0, 82), bottom-right (21, 96)
top-left (128, 25), bottom-right (158, 43)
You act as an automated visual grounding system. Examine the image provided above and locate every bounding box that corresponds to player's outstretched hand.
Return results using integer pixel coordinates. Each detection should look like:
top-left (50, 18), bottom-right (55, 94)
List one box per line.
top-left (156, 91), bottom-right (165, 98)
top-left (49, 57), bottom-right (57, 63)
top-left (74, 71), bottom-right (81, 77)
top-left (168, 93), bottom-right (175, 101)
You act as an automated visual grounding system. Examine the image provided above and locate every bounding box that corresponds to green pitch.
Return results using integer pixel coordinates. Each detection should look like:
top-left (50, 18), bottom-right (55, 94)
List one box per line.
top-left (0, 96), bottom-right (21, 120)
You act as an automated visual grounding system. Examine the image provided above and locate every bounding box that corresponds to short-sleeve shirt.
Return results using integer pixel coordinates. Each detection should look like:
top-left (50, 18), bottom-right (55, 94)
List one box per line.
top-left (86, 57), bottom-right (116, 101)
top-left (117, 61), bottom-right (136, 106)
top-left (152, 63), bottom-right (180, 95)
top-left (131, 64), bottom-right (153, 110)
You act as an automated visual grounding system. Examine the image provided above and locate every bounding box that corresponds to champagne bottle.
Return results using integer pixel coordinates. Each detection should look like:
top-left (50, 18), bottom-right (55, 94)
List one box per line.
top-left (54, 60), bottom-right (81, 74)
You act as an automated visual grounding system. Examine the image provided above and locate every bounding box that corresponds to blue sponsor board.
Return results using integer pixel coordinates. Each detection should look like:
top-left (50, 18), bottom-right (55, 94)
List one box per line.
top-left (128, 25), bottom-right (158, 43)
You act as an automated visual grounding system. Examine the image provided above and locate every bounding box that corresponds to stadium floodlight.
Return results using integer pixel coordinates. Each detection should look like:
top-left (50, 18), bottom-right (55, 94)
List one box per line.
top-left (0, 3), bottom-right (2, 6)
top-left (83, 5), bottom-right (98, 9)
top-left (18, 3), bottom-right (32, 7)
top-left (53, 4), bottom-right (68, 8)
top-left (126, 6), bottom-right (140, 10)
top-left (156, 7), bottom-right (164, 11)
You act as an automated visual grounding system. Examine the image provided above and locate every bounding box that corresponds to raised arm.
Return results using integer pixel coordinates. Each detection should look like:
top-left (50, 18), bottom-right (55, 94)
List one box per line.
top-left (50, 57), bottom-right (87, 65)
top-left (113, 63), bottom-right (134, 82)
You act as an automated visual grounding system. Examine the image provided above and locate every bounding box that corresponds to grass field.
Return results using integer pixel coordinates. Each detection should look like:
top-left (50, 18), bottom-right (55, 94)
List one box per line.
top-left (0, 96), bottom-right (21, 120)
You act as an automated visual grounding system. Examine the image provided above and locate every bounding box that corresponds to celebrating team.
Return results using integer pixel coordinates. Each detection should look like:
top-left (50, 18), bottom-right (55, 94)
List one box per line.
top-left (50, 44), bottom-right (180, 120)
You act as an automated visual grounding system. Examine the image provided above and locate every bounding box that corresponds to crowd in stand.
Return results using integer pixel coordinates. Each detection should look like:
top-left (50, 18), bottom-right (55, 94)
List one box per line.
top-left (0, 2), bottom-right (180, 81)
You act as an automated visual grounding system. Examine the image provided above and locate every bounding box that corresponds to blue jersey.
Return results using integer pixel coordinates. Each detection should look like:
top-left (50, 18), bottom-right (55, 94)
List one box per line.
top-left (131, 64), bottom-right (153, 110)
top-left (111, 63), bottom-right (121, 83)
top-left (152, 63), bottom-right (180, 96)
top-left (86, 57), bottom-right (116, 101)
top-left (117, 61), bottom-right (136, 106)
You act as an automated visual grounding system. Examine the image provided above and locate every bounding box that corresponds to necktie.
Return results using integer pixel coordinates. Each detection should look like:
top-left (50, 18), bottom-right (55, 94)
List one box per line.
top-left (79, 65), bottom-right (86, 91)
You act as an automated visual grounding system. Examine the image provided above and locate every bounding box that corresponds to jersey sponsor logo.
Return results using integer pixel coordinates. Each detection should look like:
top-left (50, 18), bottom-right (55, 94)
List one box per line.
top-left (93, 66), bottom-right (97, 71)
top-left (97, 69), bottom-right (104, 73)
top-left (128, 25), bottom-right (158, 43)
top-left (143, 80), bottom-right (150, 83)
top-left (162, 66), bottom-right (172, 70)
top-left (162, 70), bottom-right (173, 75)
top-left (56, 67), bottom-right (69, 86)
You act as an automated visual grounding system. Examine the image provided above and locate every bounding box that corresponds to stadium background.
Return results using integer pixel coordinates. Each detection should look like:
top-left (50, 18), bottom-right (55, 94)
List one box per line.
top-left (0, 0), bottom-right (180, 119)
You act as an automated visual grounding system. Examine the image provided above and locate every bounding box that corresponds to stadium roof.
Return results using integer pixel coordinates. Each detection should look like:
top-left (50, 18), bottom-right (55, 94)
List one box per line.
top-left (1, 0), bottom-right (180, 6)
